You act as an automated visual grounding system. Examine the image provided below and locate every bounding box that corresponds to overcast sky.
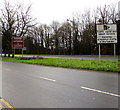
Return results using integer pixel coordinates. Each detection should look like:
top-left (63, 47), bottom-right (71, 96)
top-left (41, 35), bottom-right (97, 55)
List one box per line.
top-left (0, 0), bottom-right (119, 25)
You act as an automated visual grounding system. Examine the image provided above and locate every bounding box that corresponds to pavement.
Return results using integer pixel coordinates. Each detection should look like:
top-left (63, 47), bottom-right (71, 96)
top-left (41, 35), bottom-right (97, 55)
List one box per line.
top-left (34, 55), bottom-right (118, 60)
top-left (1, 61), bottom-right (119, 109)
top-left (1, 54), bottom-right (118, 60)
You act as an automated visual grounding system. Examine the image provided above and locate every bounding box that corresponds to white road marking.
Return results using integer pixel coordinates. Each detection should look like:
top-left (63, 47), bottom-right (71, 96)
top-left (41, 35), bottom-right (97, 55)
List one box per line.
top-left (81, 86), bottom-right (120, 97)
top-left (40, 76), bottom-right (56, 82)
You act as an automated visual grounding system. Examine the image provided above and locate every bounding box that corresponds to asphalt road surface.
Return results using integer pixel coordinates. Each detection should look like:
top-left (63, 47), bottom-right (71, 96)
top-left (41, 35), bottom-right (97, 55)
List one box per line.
top-left (1, 61), bottom-right (119, 108)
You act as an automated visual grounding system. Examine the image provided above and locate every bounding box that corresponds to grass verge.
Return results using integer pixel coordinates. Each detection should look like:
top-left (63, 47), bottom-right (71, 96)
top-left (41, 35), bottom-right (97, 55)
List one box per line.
top-left (1, 57), bottom-right (120, 72)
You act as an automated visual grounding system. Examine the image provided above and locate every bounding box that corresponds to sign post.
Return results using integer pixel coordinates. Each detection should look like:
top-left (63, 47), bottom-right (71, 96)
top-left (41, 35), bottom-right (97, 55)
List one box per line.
top-left (22, 47), bottom-right (26, 57)
top-left (12, 37), bottom-right (24, 57)
top-left (97, 24), bottom-right (117, 58)
top-left (22, 49), bottom-right (23, 57)
top-left (114, 44), bottom-right (116, 56)
top-left (99, 44), bottom-right (101, 60)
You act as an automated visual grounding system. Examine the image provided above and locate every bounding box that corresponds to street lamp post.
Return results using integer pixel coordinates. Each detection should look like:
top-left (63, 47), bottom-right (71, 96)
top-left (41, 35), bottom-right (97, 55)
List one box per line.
top-left (116, 20), bottom-right (120, 55)
top-left (67, 19), bottom-right (75, 37)
top-left (116, 1), bottom-right (120, 55)
top-left (67, 18), bottom-right (77, 55)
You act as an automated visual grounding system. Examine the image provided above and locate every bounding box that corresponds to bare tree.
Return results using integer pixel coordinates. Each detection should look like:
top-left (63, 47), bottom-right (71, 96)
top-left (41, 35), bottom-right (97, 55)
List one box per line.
top-left (0, 1), bottom-right (36, 57)
top-left (109, 4), bottom-right (118, 23)
top-left (50, 21), bottom-right (60, 54)
top-left (57, 22), bottom-right (72, 55)
top-left (97, 5), bottom-right (111, 24)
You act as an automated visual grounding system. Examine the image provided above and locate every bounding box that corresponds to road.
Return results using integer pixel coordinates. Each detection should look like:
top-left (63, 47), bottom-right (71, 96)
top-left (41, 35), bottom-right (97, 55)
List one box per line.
top-left (1, 61), bottom-right (119, 108)
top-left (14, 54), bottom-right (118, 60)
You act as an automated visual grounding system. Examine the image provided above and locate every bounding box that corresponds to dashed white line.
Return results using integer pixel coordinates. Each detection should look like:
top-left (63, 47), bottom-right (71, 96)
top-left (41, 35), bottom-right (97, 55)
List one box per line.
top-left (81, 86), bottom-right (120, 97)
top-left (40, 76), bottom-right (56, 82)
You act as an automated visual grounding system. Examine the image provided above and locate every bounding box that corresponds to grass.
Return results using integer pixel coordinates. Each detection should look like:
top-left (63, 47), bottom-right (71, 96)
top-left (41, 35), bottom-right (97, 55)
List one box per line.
top-left (1, 57), bottom-right (120, 72)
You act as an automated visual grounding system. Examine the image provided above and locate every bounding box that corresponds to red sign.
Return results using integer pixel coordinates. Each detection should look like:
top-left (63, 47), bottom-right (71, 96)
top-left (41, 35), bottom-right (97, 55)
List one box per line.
top-left (12, 37), bottom-right (24, 49)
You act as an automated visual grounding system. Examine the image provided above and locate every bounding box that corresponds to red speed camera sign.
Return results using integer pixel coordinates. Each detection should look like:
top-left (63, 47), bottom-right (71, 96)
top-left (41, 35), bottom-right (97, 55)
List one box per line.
top-left (12, 37), bottom-right (24, 49)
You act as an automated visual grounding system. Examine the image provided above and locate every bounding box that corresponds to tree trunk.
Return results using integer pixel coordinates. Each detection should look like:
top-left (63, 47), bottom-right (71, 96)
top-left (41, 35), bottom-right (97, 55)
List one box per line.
top-left (4, 53), bottom-right (6, 57)
top-left (8, 53), bottom-right (10, 57)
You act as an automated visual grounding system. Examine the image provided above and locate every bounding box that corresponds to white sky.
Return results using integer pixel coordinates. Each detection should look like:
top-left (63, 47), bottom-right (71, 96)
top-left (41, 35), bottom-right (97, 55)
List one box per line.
top-left (0, 0), bottom-right (120, 25)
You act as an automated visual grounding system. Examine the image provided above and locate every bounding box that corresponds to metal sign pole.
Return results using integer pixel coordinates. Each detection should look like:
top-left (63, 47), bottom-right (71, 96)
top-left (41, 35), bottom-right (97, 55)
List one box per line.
top-left (14, 48), bottom-right (15, 57)
top-left (0, 48), bottom-right (2, 57)
top-left (114, 44), bottom-right (116, 56)
top-left (22, 48), bottom-right (23, 57)
top-left (99, 44), bottom-right (101, 60)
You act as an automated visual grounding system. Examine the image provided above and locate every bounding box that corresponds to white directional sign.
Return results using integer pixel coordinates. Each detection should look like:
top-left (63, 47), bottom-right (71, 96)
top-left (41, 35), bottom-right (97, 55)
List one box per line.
top-left (97, 24), bottom-right (117, 43)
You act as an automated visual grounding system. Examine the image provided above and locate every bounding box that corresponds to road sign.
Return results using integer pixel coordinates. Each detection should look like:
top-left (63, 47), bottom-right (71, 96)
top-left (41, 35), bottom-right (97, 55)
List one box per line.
top-left (12, 37), bottom-right (24, 49)
top-left (97, 24), bottom-right (117, 44)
